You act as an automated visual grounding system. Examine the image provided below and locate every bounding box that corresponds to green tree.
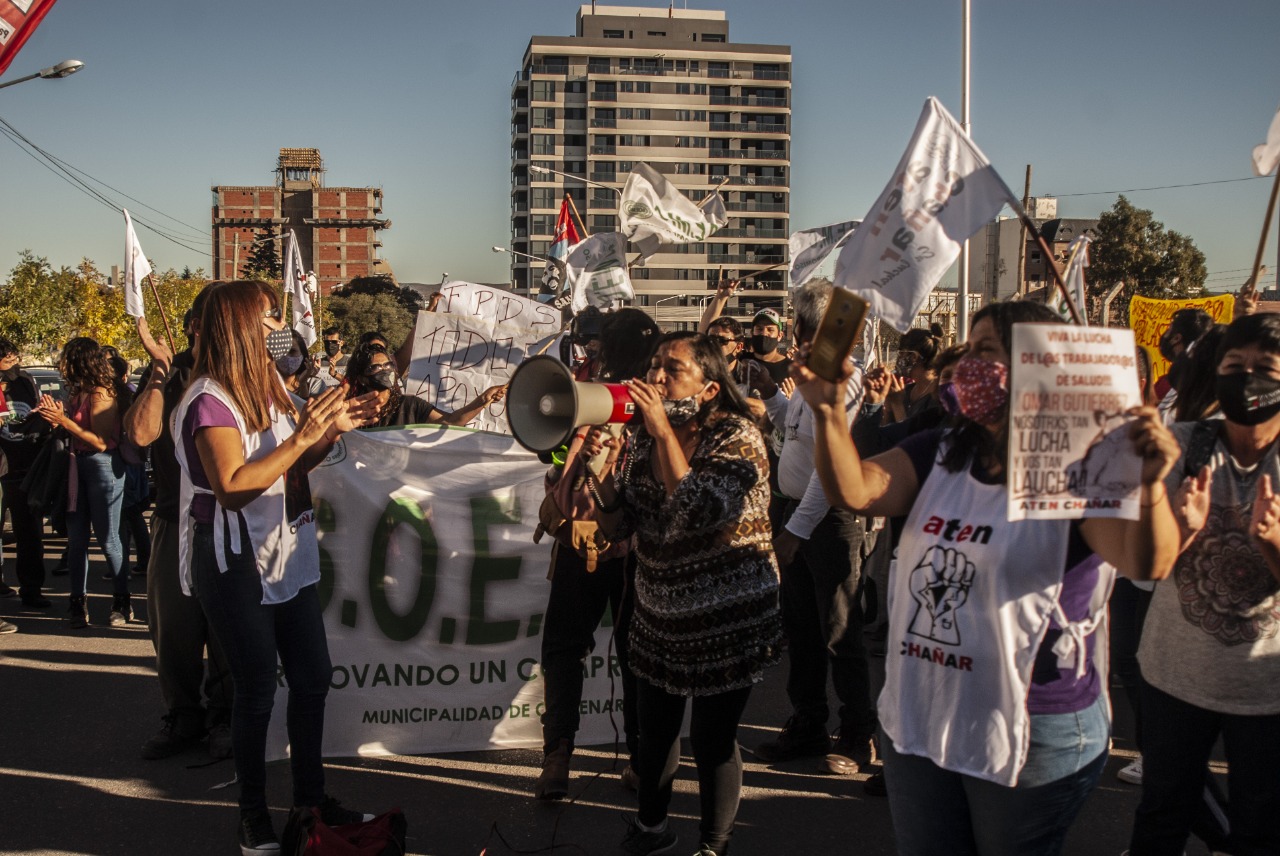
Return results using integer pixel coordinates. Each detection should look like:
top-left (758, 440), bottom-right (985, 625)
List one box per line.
top-left (1089, 196), bottom-right (1207, 321)
top-left (326, 290), bottom-right (416, 350)
top-left (0, 252), bottom-right (81, 358)
top-left (342, 275), bottom-right (424, 314)
top-left (242, 228), bottom-right (282, 282)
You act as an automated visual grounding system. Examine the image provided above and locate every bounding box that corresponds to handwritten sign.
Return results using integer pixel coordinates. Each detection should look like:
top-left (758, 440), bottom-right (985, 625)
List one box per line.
top-left (405, 283), bottom-right (562, 433)
top-left (1008, 324), bottom-right (1142, 521)
top-left (1128, 293), bottom-right (1234, 379)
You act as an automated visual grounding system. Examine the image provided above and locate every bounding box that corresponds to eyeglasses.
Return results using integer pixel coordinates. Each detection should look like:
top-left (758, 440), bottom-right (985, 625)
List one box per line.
top-left (261, 308), bottom-right (282, 320)
top-left (710, 336), bottom-right (737, 346)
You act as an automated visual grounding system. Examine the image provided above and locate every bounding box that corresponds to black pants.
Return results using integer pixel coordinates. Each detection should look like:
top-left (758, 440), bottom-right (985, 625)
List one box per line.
top-left (1129, 683), bottom-right (1280, 856)
top-left (119, 501), bottom-right (151, 571)
top-left (780, 504), bottom-right (875, 737)
top-left (539, 546), bottom-right (637, 759)
top-left (1, 479), bottom-right (45, 597)
top-left (636, 679), bottom-right (752, 855)
top-left (1108, 578), bottom-right (1153, 749)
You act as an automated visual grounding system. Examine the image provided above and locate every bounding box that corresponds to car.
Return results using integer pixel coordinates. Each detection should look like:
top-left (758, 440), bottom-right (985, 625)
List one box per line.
top-left (23, 366), bottom-right (66, 403)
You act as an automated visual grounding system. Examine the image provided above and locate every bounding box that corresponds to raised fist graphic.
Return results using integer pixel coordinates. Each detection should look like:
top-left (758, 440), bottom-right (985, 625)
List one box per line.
top-left (907, 546), bottom-right (976, 646)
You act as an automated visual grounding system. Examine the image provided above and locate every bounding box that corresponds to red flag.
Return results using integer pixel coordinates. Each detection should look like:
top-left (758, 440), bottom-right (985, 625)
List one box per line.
top-left (0, 0), bottom-right (60, 78)
top-left (549, 196), bottom-right (583, 260)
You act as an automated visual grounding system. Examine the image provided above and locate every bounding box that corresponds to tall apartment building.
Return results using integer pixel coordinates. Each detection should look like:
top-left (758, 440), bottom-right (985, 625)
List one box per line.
top-left (212, 148), bottom-right (392, 296)
top-left (510, 5), bottom-right (791, 317)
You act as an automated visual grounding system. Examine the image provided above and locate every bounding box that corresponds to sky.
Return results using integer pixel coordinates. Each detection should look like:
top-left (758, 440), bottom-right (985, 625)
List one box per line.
top-left (2, 0), bottom-right (1279, 293)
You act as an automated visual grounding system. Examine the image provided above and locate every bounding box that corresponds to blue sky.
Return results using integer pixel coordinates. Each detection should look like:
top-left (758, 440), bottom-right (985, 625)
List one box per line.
top-left (2, 0), bottom-right (1278, 293)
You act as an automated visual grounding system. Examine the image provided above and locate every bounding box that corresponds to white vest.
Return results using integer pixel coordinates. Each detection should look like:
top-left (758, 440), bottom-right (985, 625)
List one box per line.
top-left (880, 441), bottom-right (1109, 786)
top-left (172, 377), bottom-right (319, 605)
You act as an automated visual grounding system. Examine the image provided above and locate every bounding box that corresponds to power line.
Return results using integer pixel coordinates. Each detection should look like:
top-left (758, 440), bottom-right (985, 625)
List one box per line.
top-left (1052, 176), bottom-right (1266, 198)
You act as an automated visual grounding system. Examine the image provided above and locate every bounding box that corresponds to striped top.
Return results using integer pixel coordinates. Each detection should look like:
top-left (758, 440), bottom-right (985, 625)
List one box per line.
top-left (619, 411), bottom-right (782, 696)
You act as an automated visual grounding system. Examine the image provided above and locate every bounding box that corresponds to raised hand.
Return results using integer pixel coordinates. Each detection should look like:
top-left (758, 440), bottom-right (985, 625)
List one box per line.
top-left (331, 391), bottom-right (380, 434)
top-left (1127, 406), bottom-right (1179, 487)
top-left (1174, 465), bottom-right (1211, 541)
top-left (622, 378), bottom-right (673, 440)
top-left (790, 342), bottom-right (850, 411)
top-left (480, 384), bottom-right (507, 405)
top-left (294, 386), bottom-right (347, 446)
top-left (716, 278), bottom-right (740, 300)
top-left (863, 365), bottom-right (893, 405)
top-left (33, 394), bottom-right (67, 427)
top-left (137, 316), bottom-right (174, 372)
top-left (1251, 473), bottom-right (1280, 553)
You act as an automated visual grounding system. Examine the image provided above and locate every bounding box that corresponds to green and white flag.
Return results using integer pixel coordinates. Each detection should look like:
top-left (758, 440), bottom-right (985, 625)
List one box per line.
top-left (619, 162), bottom-right (727, 264)
top-left (788, 220), bottom-right (860, 287)
top-left (565, 232), bottom-right (634, 313)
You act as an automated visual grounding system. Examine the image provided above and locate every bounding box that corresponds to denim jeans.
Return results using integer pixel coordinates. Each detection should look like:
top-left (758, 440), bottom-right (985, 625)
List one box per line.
top-left (67, 450), bottom-right (125, 599)
top-left (192, 520), bottom-right (331, 812)
top-left (1129, 683), bottom-right (1280, 856)
top-left (539, 547), bottom-right (637, 759)
top-left (780, 503), bottom-right (875, 737)
top-left (636, 679), bottom-right (752, 855)
top-left (883, 693), bottom-right (1109, 856)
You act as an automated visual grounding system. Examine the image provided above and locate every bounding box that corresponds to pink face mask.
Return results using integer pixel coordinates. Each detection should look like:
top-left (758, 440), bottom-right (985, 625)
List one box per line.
top-left (951, 356), bottom-right (1009, 425)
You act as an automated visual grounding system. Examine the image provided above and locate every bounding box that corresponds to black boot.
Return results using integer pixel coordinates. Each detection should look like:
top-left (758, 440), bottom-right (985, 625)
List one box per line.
top-left (109, 594), bottom-right (131, 626)
top-left (68, 596), bottom-right (88, 629)
top-left (534, 738), bottom-right (572, 800)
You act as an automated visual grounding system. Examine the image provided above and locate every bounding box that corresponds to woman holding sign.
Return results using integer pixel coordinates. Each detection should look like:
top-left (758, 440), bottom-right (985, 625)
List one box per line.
top-left (1128, 312), bottom-right (1280, 856)
top-left (790, 301), bottom-right (1180, 856)
top-left (344, 341), bottom-right (505, 429)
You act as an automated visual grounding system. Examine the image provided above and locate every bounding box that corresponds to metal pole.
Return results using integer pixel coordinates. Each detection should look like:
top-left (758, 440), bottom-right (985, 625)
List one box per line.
top-left (1017, 164), bottom-right (1032, 296)
top-left (956, 0), bottom-right (972, 341)
top-left (232, 234), bottom-right (240, 280)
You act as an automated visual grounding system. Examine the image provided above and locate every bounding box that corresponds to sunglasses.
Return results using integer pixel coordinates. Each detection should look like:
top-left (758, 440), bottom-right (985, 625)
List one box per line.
top-left (261, 308), bottom-right (282, 320)
top-left (710, 336), bottom-right (738, 346)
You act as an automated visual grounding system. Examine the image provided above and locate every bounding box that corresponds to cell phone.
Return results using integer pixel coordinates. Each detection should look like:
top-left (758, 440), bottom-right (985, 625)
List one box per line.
top-left (807, 288), bottom-right (869, 383)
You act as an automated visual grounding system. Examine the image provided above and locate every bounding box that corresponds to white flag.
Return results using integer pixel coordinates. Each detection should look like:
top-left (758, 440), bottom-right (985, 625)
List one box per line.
top-left (789, 220), bottom-right (860, 287)
top-left (283, 230), bottom-right (317, 346)
top-left (1253, 104), bottom-right (1280, 176)
top-left (619, 163), bottom-right (727, 264)
top-left (1054, 235), bottom-right (1091, 325)
top-left (122, 209), bottom-right (152, 318)
top-left (565, 232), bottom-right (635, 313)
top-left (833, 97), bottom-right (1017, 333)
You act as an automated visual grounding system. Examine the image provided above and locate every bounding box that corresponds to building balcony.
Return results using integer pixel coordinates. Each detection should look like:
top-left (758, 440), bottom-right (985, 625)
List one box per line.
top-left (716, 228), bottom-right (788, 239)
top-left (729, 201), bottom-right (788, 212)
top-left (589, 172), bottom-right (619, 182)
top-left (708, 149), bottom-right (788, 160)
top-left (707, 254), bottom-right (787, 265)
top-left (708, 122), bottom-right (788, 134)
top-left (589, 91), bottom-right (618, 102)
top-left (709, 96), bottom-right (788, 107)
top-left (590, 145), bottom-right (617, 155)
top-left (590, 118), bottom-right (617, 128)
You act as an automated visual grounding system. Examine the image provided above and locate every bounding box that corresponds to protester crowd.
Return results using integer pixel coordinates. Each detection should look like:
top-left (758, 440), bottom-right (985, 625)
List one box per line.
top-left (1, 276), bottom-right (1277, 856)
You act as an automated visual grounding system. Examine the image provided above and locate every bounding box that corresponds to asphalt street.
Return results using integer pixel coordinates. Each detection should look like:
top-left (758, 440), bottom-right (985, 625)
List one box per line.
top-left (0, 531), bottom-right (1217, 856)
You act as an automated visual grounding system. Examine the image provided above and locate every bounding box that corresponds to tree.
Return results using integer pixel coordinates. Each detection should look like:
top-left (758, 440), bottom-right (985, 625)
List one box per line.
top-left (0, 252), bottom-right (81, 357)
top-left (342, 275), bottom-right (424, 314)
top-left (241, 228), bottom-right (282, 282)
top-left (325, 290), bottom-right (416, 351)
top-left (1088, 196), bottom-right (1207, 321)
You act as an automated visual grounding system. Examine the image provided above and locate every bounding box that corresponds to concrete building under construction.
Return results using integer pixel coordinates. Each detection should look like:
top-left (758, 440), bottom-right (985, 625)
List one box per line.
top-left (211, 148), bottom-right (392, 295)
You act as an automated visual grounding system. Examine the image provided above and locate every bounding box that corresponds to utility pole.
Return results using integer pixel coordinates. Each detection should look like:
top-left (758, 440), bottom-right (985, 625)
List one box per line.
top-left (1017, 164), bottom-right (1032, 296)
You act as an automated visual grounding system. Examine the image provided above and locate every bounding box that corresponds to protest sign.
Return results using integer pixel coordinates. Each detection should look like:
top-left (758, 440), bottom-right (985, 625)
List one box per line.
top-left (1008, 324), bottom-right (1143, 521)
top-left (262, 427), bottom-right (622, 759)
top-left (1128, 293), bottom-right (1234, 379)
top-left (0, 0), bottom-right (59, 77)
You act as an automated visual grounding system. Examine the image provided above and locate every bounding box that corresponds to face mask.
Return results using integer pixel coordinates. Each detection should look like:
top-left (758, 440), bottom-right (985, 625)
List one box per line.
top-left (751, 335), bottom-right (778, 356)
top-left (324, 339), bottom-right (342, 357)
top-left (275, 353), bottom-right (304, 377)
top-left (265, 328), bottom-right (294, 362)
top-left (0, 365), bottom-right (19, 382)
top-left (662, 382), bottom-right (711, 427)
top-left (1216, 372), bottom-right (1280, 426)
top-left (895, 351), bottom-right (920, 376)
top-left (951, 356), bottom-right (1009, 425)
top-left (938, 381), bottom-right (961, 417)
top-left (366, 366), bottom-right (399, 391)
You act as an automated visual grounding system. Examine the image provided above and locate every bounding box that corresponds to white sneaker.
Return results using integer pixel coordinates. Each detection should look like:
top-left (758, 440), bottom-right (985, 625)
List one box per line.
top-left (1116, 756), bottom-right (1143, 785)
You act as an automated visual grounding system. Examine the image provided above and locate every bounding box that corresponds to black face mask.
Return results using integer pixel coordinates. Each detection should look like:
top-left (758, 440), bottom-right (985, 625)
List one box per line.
top-left (751, 335), bottom-right (778, 356)
top-left (265, 328), bottom-right (294, 362)
top-left (1216, 372), bottom-right (1280, 426)
top-left (366, 367), bottom-right (399, 391)
top-left (324, 340), bottom-right (342, 357)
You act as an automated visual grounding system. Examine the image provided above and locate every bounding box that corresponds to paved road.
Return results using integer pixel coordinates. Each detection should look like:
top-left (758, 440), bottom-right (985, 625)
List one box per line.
top-left (0, 536), bottom-right (1212, 856)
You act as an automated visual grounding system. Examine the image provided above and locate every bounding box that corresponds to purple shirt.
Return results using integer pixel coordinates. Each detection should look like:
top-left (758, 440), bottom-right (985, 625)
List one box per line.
top-left (897, 428), bottom-right (1102, 715)
top-left (182, 393), bottom-right (237, 524)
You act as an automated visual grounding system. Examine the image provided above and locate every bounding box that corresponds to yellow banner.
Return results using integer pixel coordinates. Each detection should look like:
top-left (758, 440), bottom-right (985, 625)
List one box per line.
top-left (1128, 294), bottom-right (1235, 379)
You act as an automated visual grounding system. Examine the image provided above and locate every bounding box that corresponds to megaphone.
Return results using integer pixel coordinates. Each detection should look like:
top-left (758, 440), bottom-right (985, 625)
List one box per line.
top-left (507, 355), bottom-right (636, 453)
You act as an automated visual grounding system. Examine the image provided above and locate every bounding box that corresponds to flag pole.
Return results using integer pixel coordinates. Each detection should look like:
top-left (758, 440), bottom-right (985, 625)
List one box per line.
top-left (565, 192), bottom-right (588, 238)
top-left (736, 259), bottom-right (790, 283)
top-left (145, 273), bottom-right (178, 353)
top-left (1248, 168), bottom-right (1280, 296)
top-left (1006, 198), bottom-right (1083, 325)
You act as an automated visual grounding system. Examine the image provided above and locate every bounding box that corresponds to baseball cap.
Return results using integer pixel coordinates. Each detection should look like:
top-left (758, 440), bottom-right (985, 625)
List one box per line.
top-left (752, 308), bottom-right (784, 330)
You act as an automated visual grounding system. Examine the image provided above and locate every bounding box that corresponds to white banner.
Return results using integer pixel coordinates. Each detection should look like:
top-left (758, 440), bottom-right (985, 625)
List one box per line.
top-left (1054, 235), bottom-right (1091, 325)
top-left (1008, 323), bottom-right (1142, 522)
top-left (122, 209), bottom-right (151, 318)
top-left (834, 97), bottom-right (1016, 333)
top-left (789, 220), bottom-right (859, 287)
top-left (565, 232), bottom-right (634, 313)
top-left (1253, 104), bottom-right (1280, 176)
top-left (283, 229), bottom-right (317, 346)
top-left (619, 163), bottom-right (727, 264)
top-left (263, 427), bottom-right (624, 759)
top-left (405, 283), bottom-right (562, 434)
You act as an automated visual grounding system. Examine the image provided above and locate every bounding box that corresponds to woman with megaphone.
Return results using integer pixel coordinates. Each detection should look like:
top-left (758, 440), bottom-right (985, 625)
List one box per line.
top-left (582, 331), bottom-right (782, 856)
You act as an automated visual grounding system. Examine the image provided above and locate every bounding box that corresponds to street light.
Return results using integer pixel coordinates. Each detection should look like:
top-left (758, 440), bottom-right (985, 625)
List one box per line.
top-left (492, 245), bottom-right (551, 265)
top-left (655, 294), bottom-right (686, 306)
top-left (528, 164), bottom-right (621, 198)
top-left (0, 59), bottom-right (84, 91)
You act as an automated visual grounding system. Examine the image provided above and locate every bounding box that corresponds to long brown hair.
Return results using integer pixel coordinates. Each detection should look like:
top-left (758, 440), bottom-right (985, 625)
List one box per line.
top-left (193, 281), bottom-right (295, 433)
top-left (59, 337), bottom-right (120, 401)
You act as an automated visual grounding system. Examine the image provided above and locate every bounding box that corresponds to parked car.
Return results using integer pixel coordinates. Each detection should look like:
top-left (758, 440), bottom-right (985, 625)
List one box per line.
top-left (23, 366), bottom-right (66, 403)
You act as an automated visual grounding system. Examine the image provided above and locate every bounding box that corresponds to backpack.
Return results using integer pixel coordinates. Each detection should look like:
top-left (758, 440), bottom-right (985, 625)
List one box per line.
top-left (280, 807), bottom-right (407, 856)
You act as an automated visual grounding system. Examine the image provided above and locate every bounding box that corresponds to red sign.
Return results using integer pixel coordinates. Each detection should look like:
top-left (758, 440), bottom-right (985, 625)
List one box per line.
top-left (0, 0), bottom-right (60, 78)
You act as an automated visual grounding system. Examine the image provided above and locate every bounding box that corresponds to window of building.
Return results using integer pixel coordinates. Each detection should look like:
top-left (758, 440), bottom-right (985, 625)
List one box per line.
top-left (563, 134), bottom-right (586, 147)
top-left (693, 83), bottom-right (707, 95)
top-left (531, 240), bottom-right (551, 255)
top-left (531, 160), bottom-right (555, 174)
top-left (618, 135), bottom-right (651, 147)
top-left (563, 160), bottom-right (586, 174)
top-left (591, 215), bottom-right (618, 230)
top-left (617, 108), bottom-right (652, 120)
top-left (603, 29), bottom-right (624, 38)
top-left (675, 136), bottom-right (707, 148)
top-left (619, 81), bottom-right (652, 93)
top-left (588, 57), bottom-right (611, 74)
top-left (531, 188), bottom-right (556, 209)
top-left (675, 83), bottom-right (691, 95)
top-left (647, 31), bottom-right (666, 37)
top-left (702, 33), bottom-right (725, 43)
top-left (531, 107), bottom-right (555, 129)
top-left (675, 109), bottom-right (707, 122)
top-left (563, 107), bottom-right (586, 120)
top-left (565, 80), bottom-right (586, 93)
top-left (708, 62), bottom-right (730, 78)
top-left (531, 135), bottom-right (556, 155)
top-left (531, 80), bottom-right (555, 101)
top-left (531, 214), bottom-right (555, 235)
top-left (676, 162), bottom-right (707, 175)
